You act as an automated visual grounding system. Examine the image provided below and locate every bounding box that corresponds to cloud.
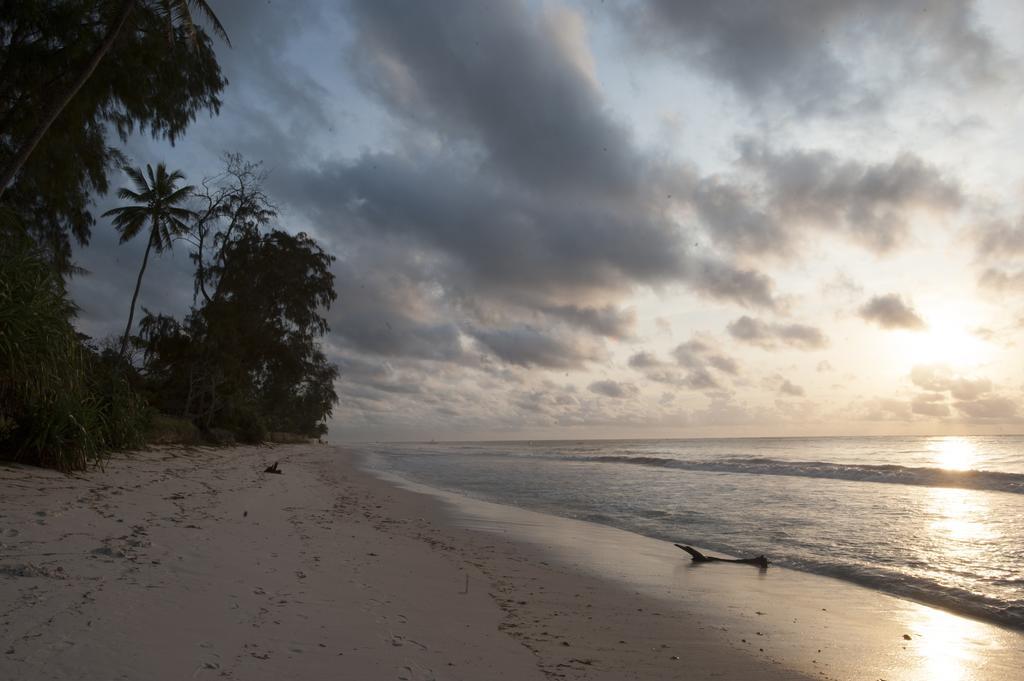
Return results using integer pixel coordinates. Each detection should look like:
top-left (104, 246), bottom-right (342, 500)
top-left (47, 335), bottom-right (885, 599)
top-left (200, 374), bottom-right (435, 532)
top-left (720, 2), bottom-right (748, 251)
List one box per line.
top-left (910, 365), bottom-right (991, 399)
top-left (628, 351), bottom-right (662, 369)
top-left (910, 364), bottom-right (954, 392)
top-left (690, 177), bottom-right (787, 255)
top-left (615, 0), bottom-right (1004, 116)
top-left (954, 396), bottom-right (1018, 420)
top-left (726, 315), bottom-right (828, 350)
top-left (863, 398), bottom-right (913, 421)
top-left (816, 360), bottom-right (834, 372)
top-left (973, 217), bottom-right (1024, 258)
top-left (978, 268), bottom-right (1024, 292)
top-left (911, 393), bottom-right (950, 418)
top-left (629, 339), bottom-right (733, 391)
top-left (588, 379), bottom-right (639, 399)
top-left (736, 141), bottom-right (962, 253)
top-left (543, 305), bottom-right (636, 339)
top-left (906, 364), bottom-right (1017, 420)
top-left (858, 294), bottom-right (926, 330)
top-left (472, 326), bottom-right (598, 369)
top-left (682, 368), bottom-right (719, 390)
top-left (707, 354), bottom-right (739, 375)
top-left (763, 373), bottom-right (805, 397)
top-left (277, 0), bottom-right (780, 320)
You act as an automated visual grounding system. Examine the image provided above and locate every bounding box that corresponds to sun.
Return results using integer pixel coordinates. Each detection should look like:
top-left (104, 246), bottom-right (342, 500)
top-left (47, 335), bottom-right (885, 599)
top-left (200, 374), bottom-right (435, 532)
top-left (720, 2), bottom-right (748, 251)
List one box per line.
top-left (891, 304), bottom-right (993, 370)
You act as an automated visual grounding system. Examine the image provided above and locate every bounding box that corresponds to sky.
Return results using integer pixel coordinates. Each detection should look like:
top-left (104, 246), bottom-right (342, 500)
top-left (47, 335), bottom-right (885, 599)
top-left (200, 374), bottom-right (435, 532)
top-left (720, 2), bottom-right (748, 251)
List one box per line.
top-left (70, 0), bottom-right (1024, 441)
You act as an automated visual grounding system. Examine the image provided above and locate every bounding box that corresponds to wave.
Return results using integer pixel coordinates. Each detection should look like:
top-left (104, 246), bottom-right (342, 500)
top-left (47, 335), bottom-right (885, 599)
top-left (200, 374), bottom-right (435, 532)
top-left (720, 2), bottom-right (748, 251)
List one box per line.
top-left (570, 455), bottom-right (1024, 495)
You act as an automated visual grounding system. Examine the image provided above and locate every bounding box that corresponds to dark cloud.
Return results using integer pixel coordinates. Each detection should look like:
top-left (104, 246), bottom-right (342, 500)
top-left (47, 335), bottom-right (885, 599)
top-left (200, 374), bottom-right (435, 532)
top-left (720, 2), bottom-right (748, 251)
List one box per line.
top-left (616, 0), bottom-right (1003, 115)
top-left (269, 0), bottom-right (783, 380)
top-left (727, 316), bottom-right (770, 344)
top-left (682, 368), bottom-right (719, 390)
top-left (588, 379), bottom-right (639, 399)
top-left (543, 305), bottom-right (636, 339)
top-left (774, 323), bottom-right (828, 350)
top-left (327, 258), bottom-right (466, 362)
top-left (973, 218), bottom-right (1024, 258)
top-left (318, 0), bottom-right (779, 311)
top-left (707, 355), bottom-right (739, 375)
top-left (671, 339), bottom-right (738, 376)
top-left (859, 294), bottom-right (926, 330)
top-left (737, 141), bottom-right (962, 253)
top-left (690, 259), bottom-right (776, 308)
top-left (629, 340), bottom-right (730, 391)
top-left (690, 177), bottom-right (787, 255)
top-left (671, 341), bottom-right (705, 369)
top-left (350, 0), bottom-right (639, 199)
top-left (644, 368), bottom-right (719, 391)
top-left (472, 326), bottom-right (598, 369)
top-left (628, 351), bottom-right (662, 369)
top-left (726, 315), bottom-right (828, 350)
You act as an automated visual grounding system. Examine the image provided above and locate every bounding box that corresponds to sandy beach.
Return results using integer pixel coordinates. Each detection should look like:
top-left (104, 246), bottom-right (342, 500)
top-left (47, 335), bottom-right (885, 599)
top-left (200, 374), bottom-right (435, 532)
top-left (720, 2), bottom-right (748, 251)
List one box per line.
top-left (2, 445), bottom-right (1022, 680)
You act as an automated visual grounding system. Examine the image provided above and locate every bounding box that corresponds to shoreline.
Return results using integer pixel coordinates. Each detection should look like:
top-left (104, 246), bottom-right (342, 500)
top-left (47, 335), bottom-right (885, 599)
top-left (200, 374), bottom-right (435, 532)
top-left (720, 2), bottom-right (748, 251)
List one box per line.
top-left (2, 445), bottom-right (1021, 680)
top-left (363, 453), bottom-right (1024, 681)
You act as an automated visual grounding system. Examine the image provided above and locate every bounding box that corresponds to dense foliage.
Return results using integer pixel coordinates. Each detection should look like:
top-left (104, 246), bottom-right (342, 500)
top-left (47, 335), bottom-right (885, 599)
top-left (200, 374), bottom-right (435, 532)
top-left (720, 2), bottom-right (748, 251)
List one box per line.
top-left (0, 232), bottom-right (149, 470)
top-left (1, 5), bottom-right (338, 471)
top-left (0, 0), bottom-right (227, 274)
top-left (135, 157), bottom-right (339, 441)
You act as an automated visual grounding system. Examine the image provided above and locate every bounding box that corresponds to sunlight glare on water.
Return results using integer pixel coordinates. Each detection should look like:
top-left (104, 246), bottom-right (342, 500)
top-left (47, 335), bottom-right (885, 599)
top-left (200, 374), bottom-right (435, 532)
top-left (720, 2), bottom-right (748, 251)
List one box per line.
top-left (931, 436), bottom-right (977, 471)
top-left (926, 487), bottom-right (998, 544)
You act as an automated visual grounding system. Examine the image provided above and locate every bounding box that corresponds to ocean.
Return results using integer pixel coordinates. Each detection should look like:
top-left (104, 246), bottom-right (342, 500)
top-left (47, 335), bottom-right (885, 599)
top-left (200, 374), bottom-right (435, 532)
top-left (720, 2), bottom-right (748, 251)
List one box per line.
top-left (359, 435), bottom-right (1024, 631)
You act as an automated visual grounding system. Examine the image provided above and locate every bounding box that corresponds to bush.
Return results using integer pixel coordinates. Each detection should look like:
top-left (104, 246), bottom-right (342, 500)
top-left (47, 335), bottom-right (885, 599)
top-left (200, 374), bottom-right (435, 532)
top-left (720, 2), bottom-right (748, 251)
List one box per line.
top-left (0, 234), bottom-right (148, 470)
top-left (203, 427), bottom-right (235, 446)
top-left (146, 413), bottom-right (201, 445)
top-left (228, 406), bottom-right (267, 444)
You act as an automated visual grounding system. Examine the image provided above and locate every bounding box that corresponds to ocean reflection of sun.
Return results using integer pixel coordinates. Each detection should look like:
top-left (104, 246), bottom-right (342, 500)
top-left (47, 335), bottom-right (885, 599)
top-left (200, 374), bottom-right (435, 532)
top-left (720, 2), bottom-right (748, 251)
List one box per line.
top-left (930, 437), bottom-right (976, 471)
top-left (926, 487), bottom-right (997, 543)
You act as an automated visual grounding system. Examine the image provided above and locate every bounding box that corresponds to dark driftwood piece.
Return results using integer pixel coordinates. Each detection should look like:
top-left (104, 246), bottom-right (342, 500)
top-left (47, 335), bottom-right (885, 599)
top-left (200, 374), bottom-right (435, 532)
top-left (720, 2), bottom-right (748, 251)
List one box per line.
top-left (675, 544), bottom-right (769, 569)
top-left (264, 461), bottom-right (282, 474)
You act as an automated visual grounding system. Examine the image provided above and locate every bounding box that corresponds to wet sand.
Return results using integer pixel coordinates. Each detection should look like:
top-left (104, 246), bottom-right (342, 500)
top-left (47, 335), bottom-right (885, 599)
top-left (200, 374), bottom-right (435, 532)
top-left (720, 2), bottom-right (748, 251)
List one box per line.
top-left (1, 444), bottom-right (1021, 680)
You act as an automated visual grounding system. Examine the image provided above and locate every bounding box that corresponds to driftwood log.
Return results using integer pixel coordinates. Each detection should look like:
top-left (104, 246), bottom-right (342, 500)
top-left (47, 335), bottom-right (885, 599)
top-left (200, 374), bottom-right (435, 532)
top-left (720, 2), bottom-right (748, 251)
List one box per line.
top-left (675, 544), bottom-right (769, 569)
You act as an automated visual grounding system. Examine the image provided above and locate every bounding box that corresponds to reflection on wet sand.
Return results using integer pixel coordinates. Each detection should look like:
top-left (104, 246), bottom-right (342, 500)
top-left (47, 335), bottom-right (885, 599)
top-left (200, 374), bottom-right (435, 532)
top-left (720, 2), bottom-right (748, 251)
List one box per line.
top-left (903, 603), bottom-right (1002, 681)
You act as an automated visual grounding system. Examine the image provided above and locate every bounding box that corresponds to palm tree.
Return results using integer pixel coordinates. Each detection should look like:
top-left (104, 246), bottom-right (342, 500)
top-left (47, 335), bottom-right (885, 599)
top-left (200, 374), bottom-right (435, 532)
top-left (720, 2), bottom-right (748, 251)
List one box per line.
top-left (103, 163), bottom-right (194, 357)
top-left (0, 1), bottom-right (229, 199)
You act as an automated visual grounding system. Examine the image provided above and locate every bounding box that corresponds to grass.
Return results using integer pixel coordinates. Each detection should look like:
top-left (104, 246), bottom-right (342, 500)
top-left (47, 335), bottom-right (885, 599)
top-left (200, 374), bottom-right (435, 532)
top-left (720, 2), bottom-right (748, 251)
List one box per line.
top-left (0, 233), bottom-right (148, 471)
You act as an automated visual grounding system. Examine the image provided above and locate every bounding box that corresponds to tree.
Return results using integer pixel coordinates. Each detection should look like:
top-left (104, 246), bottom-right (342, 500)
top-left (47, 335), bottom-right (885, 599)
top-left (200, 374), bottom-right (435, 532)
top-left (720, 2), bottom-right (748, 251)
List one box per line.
top-left (0, 1), bottom-right (228, 274)
top-left (0, 0), bottom-right (228, 198)
top-left (135, 155), bottom-right (339, 439)
top-left (102, 163), bottom-right (194, 357)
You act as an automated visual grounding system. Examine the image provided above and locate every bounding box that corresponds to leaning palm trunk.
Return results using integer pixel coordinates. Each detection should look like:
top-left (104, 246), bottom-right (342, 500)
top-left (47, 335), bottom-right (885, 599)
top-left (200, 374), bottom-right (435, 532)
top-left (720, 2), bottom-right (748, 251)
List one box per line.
top-left (120, 230), bottom-right (155, 358)
top-left (0, 1), bottom-right (136, 199)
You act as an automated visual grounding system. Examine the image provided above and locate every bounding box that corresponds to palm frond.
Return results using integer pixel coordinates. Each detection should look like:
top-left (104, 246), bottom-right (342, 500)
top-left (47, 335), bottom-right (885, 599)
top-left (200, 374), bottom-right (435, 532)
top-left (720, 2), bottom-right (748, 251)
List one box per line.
top-left (188, 0), bottom-right (231, 47)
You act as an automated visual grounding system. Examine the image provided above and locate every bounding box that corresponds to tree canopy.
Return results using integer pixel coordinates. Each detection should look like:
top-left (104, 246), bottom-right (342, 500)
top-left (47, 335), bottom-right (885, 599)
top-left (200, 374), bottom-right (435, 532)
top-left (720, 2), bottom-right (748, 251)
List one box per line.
top-left (0, 0), bottom-right (227, 273)
top-left (136, 157), bottom-right (339, 440)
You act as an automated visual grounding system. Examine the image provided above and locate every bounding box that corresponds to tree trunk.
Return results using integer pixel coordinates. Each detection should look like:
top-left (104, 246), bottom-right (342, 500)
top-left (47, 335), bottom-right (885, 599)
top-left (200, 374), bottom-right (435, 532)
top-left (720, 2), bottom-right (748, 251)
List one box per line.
top-left (0, 1), bottom-right (135, 198)
top-left (120, 229), bottom-right (154, 358)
